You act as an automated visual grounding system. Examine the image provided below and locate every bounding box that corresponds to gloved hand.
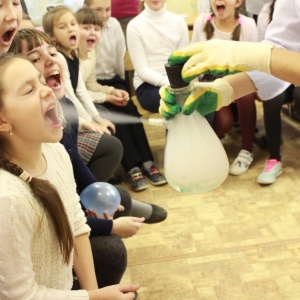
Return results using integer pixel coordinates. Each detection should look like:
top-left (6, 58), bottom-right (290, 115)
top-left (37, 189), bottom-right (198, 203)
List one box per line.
top-left (159, 78), bottom-right (234, 119)
top-left (168, 39), bottom-right (274, 82)
top-left (159, 86), bottom-right (182, 120)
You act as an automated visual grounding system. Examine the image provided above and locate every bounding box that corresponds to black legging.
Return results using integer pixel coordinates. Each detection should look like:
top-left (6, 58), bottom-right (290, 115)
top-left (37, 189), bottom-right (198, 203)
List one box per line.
top-left (87, 134), bottom-right (123, 182)
top-left (73, 186), bottom-right (131, 289)
top-left (90, 234), bottom-right (127, 288)
top-left (263, 84), bottom-right (295, 161)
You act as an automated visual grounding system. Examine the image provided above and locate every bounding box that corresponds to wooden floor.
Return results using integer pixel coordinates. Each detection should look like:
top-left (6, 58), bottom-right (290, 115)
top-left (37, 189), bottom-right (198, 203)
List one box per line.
top-left (118, 103), bottom-right (300, 300)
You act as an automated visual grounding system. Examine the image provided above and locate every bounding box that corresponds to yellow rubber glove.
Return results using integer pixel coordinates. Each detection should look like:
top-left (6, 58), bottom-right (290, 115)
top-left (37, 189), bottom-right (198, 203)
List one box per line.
top-left (159, 78), bottom-right (234, 119)
top-left (168, 39), bottom-right (274, 82)
top-left (159, 86), bottom-right (181, 120)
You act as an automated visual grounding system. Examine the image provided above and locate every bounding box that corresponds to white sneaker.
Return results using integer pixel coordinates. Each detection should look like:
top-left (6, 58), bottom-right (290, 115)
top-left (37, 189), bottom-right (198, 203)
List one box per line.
top-left (229, 150), bottom-right (253, 175)
top-left (257, 159), bottom-right (282, 185)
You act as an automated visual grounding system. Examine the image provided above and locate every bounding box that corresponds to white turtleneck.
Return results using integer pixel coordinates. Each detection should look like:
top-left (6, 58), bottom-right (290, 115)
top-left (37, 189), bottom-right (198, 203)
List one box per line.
top-left (126, 3), bottom-right (190, 90)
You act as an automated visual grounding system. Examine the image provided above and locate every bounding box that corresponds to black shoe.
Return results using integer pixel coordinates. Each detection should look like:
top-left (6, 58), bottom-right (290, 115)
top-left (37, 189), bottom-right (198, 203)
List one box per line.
top-left (143, 166), bottom-right (167, 186)
top-left (108, 175), bottom-right (123, 185)
top-left (128, 171), bottom-right (148, 192)
top-left (144, 204), bottom-right (167, 224)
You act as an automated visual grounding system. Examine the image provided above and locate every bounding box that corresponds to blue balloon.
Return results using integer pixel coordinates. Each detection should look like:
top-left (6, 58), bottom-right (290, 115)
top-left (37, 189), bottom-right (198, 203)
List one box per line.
top-left (80, 182), bottom-right (121, 217)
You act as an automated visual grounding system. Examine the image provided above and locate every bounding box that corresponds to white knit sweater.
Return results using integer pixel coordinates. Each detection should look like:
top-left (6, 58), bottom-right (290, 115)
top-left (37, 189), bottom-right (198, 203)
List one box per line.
top-left (0, 143), bottom-right (90, 300)
top-left (80, 50), bottom-right (115, 104)
top-left (126, 3), bottom-right (190, 90)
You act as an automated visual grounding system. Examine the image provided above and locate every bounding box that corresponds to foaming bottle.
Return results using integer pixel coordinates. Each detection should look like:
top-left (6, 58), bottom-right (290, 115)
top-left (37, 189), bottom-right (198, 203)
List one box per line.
top-left (162, 63), bottom-right (229, 193)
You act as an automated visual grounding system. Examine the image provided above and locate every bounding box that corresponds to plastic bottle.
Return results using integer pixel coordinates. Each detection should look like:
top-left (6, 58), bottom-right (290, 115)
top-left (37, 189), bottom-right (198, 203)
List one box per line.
top-left (163, 63), bottom-right (229, 193)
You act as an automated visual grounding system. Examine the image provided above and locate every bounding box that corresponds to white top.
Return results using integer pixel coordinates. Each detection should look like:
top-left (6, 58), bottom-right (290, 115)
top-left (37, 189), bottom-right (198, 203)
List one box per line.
top-left (126, 3), bottom-right (190, 90)
top-left (0, 143), bottom-right (90, 300)
top-left (95, 17), bottom-right (126, 80)
top-left (246, 0), bottom-right (271, 15)
top-left (58, 52), bottom-right (99, 123)
top-left (247, 0), bottom-right (297, 100)
top-left (80, 50), bottom-right (115, 104)
top-left (257, 1), bottom-right (272, 42)
top-left (192, 13), bottom-right (258, 43)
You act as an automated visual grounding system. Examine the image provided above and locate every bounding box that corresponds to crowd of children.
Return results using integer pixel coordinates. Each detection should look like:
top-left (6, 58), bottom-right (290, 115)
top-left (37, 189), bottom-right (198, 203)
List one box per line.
top-left (1, 0), bottom-right (300, 298)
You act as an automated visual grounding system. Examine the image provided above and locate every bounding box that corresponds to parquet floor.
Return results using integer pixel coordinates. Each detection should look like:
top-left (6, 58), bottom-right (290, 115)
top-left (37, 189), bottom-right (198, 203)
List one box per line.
top-left (119, 102), bottom-right (300, 300)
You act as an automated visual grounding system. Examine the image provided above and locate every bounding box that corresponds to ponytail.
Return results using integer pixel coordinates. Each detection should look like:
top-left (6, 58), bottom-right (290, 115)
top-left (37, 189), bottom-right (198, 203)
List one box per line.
top-left (203, 7), bottom-right (242, 41)
top-left (203, 13), bottom-right (214, 40)
top-left (0, 152), bottom-right (74, 264)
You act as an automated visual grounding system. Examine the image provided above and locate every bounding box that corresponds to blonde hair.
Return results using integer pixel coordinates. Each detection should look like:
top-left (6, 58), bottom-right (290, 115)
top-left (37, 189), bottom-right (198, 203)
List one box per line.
top-left (42, 5), bottom-right (77, 57)
top-left (84, 0), bottom-right (95, 6)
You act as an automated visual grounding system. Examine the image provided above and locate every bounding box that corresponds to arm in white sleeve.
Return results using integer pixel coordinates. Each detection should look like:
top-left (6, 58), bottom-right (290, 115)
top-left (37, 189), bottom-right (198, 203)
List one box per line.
top-left (0, 191), bottom-right (88, 300)
top-left (58, 53), bottom-right (92, 122)
top-left (75, 71), bottom-right (100, 119)
top-left (127, 24), bottom-right (169, 87)
top-left (177, 18), bottom-right (190, 48)
top-left (115, 21), bottom-right (126, 80)
top-left (82, 57), bottom-right (115, 103)
top-left (246, 0), bottom-right (299, 100)
top-left (191, 14), bottom-right (206, 43)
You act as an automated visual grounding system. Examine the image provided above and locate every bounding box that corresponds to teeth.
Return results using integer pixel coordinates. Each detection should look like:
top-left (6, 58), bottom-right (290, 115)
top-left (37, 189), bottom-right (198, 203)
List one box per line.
top-left (48, 71), bottom-right (59, 77)
top-left (47, 104), bottom-right (55, 112)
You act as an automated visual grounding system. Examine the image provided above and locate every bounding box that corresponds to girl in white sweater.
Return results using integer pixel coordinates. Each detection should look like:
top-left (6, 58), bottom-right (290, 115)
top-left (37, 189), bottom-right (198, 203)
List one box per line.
top-left (126, 0), bottom-right (190, 112)
top-left (0, 54), bottom-right (139, 299)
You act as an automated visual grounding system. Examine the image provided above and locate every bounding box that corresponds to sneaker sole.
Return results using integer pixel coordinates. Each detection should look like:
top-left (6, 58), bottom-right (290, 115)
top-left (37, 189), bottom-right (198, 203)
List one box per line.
top-left (229, 168), bottom-right (250, 176)
top-left (257, 170), bottom-right (282, 185)
top-left (131, 184), bottom-right (148, 192)
top-left (148, 180), bottom-right (167, 186)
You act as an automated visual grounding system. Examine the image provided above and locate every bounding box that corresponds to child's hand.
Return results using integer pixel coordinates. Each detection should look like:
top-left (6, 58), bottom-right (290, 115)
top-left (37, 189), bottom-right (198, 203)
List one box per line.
top-left (112, 217), bottom-right (145, 238)
top-left (103, 205), bottom-right (124, 220)
top-left (82, 121), bottom-right (104, 133)
top-left (85, 209), bottom-right (101, 218)
top-left (93, 116), bottom-right (116, 134)
top-left (106, 89), bottom-right (129, 106)
top-left (88, 284), bottom-right (139, 300)
top-left (168, 40), bottom-right (273, 82)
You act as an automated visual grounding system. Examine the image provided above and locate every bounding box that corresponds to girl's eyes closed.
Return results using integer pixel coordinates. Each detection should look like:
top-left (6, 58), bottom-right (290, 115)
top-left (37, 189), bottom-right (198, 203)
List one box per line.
top-left (23, 85), bottom-right (33, 95)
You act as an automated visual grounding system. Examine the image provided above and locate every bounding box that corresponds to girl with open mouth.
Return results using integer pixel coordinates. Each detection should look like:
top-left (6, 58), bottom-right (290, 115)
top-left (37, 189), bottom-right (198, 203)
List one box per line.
top-left (0, 0), bottom-right (23, 53)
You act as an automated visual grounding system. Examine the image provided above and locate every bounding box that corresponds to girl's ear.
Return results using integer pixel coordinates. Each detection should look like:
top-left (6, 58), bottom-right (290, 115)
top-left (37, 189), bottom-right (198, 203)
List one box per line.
top-left (0, 117), bottom-right (12, 134)
top-left (235, 0), bottom-right (243, 8)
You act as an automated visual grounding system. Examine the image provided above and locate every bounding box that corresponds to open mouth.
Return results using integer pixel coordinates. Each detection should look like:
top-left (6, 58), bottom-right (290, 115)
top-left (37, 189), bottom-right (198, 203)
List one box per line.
top-left (216, 2), bottom-right (225, 13)
top-left (44, 103), bottom-right (62, 127)
top-left (2, 29), bottom-right (15, 45)
top-left (70, 35), bottom-right (77, 46)
top-left (87, 38), bottom-right (95, 47)
top-left (46, 71), bottom-right (61, 90)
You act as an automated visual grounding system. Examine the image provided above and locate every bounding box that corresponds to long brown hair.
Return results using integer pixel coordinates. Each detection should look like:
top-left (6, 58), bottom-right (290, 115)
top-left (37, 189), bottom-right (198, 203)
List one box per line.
top-left (42, 5), bottom-right (78, 58)
top-left (203, 7), bottom-right (241, 41)
top-left (0, 53), bottom-right (74, 264)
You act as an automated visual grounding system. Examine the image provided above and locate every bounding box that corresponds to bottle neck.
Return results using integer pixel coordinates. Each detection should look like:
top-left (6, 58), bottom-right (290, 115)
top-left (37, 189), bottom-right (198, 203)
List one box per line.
top-left (166, 83), bottom-right (193, 95)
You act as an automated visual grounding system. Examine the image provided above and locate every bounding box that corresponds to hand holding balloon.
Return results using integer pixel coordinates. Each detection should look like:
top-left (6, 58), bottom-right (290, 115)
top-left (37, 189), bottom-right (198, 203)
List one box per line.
top-left (80, 182), bottom-right (121, 218)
